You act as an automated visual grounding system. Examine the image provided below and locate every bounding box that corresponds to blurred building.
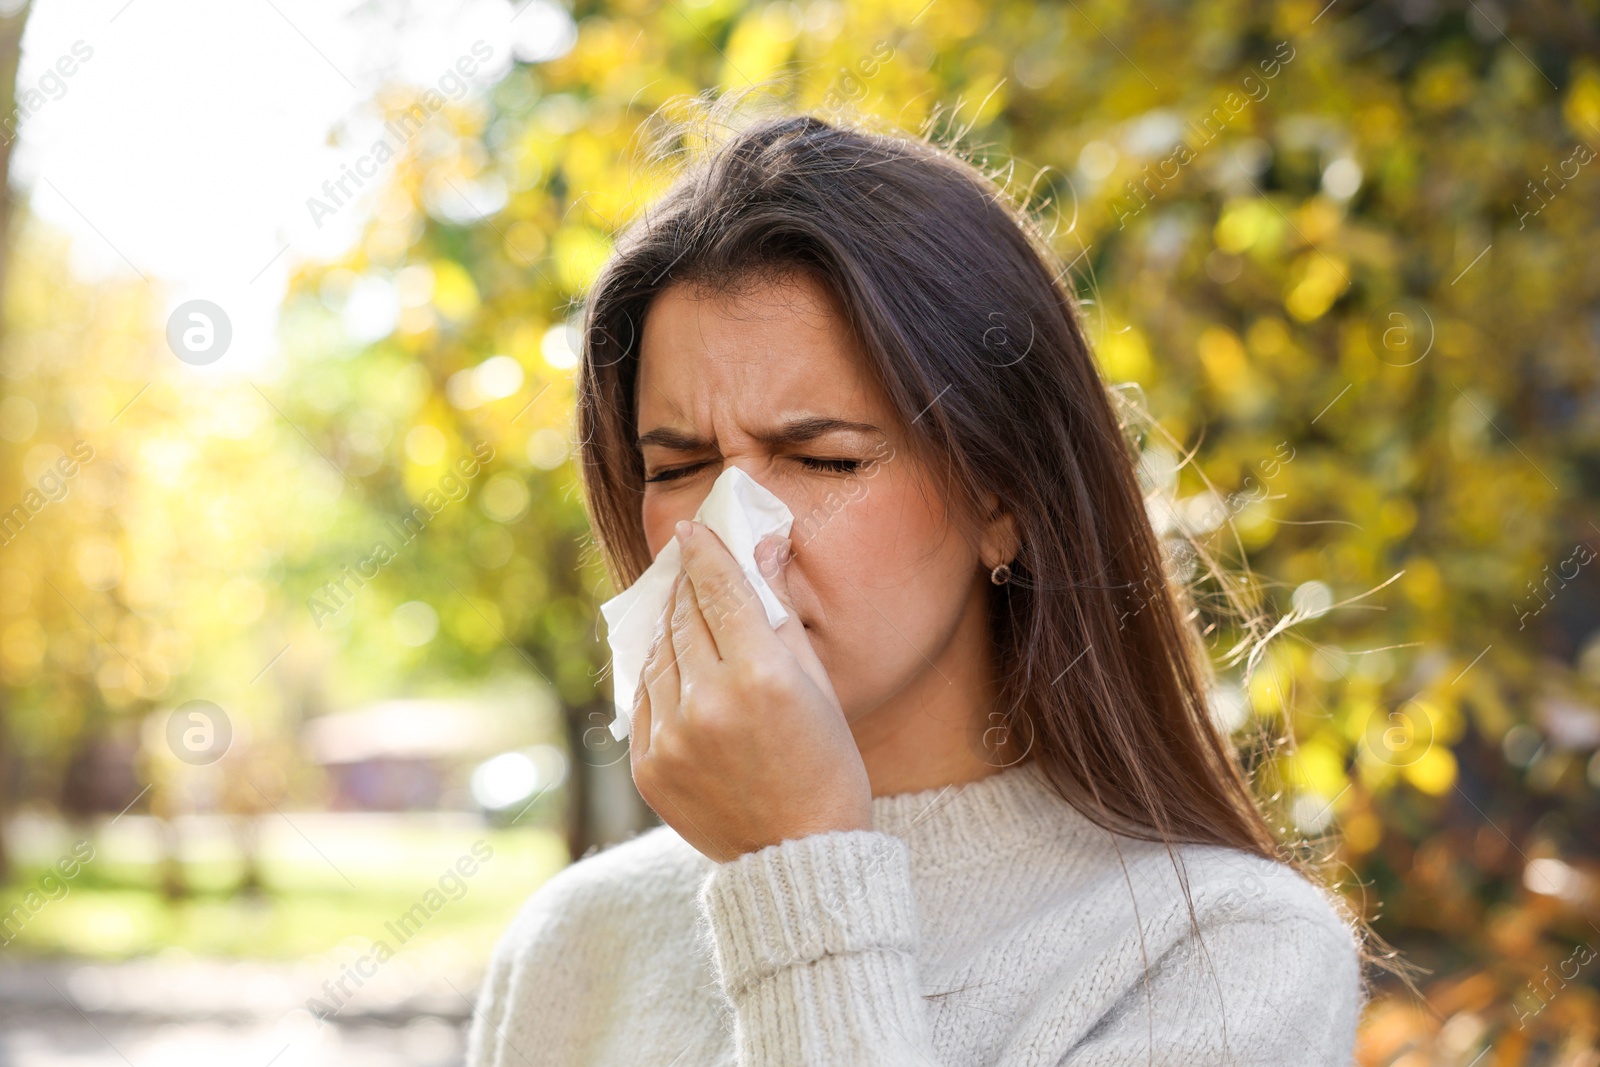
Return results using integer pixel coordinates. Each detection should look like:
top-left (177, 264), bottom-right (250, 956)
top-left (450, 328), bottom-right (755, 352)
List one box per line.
top-left (302, 698), bottom-right (540, 812)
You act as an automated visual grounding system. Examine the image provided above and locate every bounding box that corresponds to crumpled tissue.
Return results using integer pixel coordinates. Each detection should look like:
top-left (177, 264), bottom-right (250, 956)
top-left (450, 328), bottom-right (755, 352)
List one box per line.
top-left (602, 467), bottom-right (794, 741)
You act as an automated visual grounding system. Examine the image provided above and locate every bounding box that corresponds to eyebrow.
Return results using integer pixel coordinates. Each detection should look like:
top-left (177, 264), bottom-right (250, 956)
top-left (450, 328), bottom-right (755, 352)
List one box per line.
top-left (635, 416), bottom-right (884, 452)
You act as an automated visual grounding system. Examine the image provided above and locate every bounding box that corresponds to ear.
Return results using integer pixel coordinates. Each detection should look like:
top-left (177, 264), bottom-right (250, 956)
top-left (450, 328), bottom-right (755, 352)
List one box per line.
top-left (977, 492), bottom-right (1020, 571)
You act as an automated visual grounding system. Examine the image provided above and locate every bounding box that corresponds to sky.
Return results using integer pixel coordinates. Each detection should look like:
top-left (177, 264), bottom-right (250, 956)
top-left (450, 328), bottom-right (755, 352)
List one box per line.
top-left (10, 0), bottom-right (578, 370)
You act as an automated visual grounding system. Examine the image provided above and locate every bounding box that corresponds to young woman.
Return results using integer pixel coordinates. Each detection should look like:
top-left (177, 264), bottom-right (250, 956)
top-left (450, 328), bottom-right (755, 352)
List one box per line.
top-left (467, 109), bottom-right (1369, 1066)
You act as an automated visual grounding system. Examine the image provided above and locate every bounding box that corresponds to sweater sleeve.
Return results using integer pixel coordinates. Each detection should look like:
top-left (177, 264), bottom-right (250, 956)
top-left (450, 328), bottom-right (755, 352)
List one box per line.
top-left (696, 829), bottom-right (943, 1066)
top-left (1056, 903), bottom-right (1366, 1067)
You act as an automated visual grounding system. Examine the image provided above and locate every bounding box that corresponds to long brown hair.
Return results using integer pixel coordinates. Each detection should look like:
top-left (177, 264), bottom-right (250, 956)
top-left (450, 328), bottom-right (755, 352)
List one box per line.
top-left (577, 99), bottom-right (1288, 857)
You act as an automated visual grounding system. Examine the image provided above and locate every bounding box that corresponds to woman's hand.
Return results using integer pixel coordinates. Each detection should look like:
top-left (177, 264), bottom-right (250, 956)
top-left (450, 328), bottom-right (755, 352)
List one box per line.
top-left (628, 519), bottom-right (873, 862)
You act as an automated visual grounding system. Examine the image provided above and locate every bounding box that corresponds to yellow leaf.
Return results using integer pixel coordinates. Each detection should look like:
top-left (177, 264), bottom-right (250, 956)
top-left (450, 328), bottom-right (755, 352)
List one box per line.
top-left (1402, 744), bottom-right (1457, 796)
top-left (552, 226), bottom-right (614, 293)
top-left (1563, 63), bottom-right (1600, 134)
top-left (1097, 326), bottom-right (1152, 384)
top-left (430, 260), bottom-right (480, 321)
top-left (1283, 739), bottom-right (1347, 796)
top-left (1285, 252), bottom-right (1350, 322)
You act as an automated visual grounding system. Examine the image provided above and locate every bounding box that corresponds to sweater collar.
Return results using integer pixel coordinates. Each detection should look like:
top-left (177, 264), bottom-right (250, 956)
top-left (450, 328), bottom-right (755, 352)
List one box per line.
top-left (868, 759), bottom-right (1108, 864)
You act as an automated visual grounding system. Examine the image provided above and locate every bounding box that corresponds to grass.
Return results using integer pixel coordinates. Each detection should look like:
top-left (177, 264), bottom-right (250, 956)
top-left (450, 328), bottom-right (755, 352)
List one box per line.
top-left (0, 815), bottom-right (570, 961)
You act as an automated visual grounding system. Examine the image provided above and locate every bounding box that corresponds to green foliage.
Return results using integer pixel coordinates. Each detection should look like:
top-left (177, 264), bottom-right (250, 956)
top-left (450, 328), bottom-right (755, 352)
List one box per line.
top-left (1, 1), bottom-right (1597, 1060)
top-left (272, 1), bottom-right (1600, 1056)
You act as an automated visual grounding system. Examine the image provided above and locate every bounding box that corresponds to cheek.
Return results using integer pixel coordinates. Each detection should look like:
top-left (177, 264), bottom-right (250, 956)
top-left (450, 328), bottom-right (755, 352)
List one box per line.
top-left (801, 471), bottom-right (967, 590)
top-left (641, 495), bottom-right (695, 561)
top-left (793, 473), bottom-right (978, 693)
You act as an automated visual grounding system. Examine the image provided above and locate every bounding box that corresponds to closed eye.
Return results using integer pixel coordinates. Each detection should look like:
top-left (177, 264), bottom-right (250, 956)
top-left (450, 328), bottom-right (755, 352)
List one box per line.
top-left (643, 461), bottom-right (713, 484)
top-left (797, 457), bottom-right (861, 474)
top-left (644, 456), bottom-right (864, 483)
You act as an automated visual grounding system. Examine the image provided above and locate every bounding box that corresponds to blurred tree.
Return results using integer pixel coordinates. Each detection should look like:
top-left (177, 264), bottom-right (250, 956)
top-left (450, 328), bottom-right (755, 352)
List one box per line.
top-left (0, 0), bottom-right (37, 883)
top-left (272, 3), bottom-right (1599, 1052)
top-left (0, 1), bottom-right (1594, 1058)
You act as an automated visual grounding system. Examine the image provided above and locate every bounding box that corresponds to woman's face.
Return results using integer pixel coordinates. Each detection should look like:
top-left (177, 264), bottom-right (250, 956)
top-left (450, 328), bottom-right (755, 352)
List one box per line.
top-left (634, 273), bottom-right (998, 728)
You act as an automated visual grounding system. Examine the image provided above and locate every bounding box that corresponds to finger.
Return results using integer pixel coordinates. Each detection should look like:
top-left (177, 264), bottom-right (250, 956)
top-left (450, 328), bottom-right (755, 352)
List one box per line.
top-left (755, 534), bottom-right (797, 616)
top-left (755, 533), bottom-right (836, 695)
top-left (676, 520), bottom-right (784, 662)
top-left (669, 556), bottom-right (721, 675)
top-left (754, 533), bottom-right (789, 578)
top-left (629, 656), bottom-right (652, 764)
top-left (755, 532), bottom-right (808, 647)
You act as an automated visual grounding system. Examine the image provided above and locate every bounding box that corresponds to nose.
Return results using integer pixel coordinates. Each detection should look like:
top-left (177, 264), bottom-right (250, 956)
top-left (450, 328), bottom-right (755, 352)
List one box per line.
top-left (718, 460), bottom-right (794, 513)
top-left (695, 461), bottom-right (799, 545)
top-left (641, 455), bottom-right (798, 563)
top-left (718, 458), bottom-right (778, 491)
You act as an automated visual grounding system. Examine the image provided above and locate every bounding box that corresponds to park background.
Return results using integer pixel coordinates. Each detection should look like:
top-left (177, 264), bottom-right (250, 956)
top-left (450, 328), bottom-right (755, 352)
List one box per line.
top-left (0, 0), bottom-right (1596, 1063)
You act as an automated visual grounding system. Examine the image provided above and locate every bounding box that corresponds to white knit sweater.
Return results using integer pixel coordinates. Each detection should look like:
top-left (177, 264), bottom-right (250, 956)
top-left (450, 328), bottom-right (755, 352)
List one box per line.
top-left (466, 760), bottom-right (1367, 1065)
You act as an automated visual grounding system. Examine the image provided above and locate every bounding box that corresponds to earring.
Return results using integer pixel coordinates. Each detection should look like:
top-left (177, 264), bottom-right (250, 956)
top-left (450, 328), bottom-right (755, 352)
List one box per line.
top-left (990, 562), bottom-right (1012, 586)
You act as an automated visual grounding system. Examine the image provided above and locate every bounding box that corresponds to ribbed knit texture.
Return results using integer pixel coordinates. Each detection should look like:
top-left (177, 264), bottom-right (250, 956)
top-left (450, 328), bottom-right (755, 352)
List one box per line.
top-left (467, 760), bottom-right (1368, 1066)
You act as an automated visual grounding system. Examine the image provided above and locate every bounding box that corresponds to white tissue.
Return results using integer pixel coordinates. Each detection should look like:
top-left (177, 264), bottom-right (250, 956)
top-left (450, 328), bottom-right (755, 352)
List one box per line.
top-left (602, 467), bottom-right (794, 741)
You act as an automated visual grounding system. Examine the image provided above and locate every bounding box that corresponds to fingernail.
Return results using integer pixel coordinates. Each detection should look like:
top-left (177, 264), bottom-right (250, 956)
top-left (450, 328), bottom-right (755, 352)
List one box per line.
top-left (675, 520), bottom-right (693, 544)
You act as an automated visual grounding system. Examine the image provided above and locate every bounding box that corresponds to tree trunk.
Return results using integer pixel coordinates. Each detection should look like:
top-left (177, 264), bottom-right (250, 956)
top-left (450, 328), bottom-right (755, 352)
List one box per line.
top-left (562, 697), bottom-right (654, 862)
top-left (0, 692), bottom-right (11, 886)
top-left (0, 1), bottom-right (27, 300)
top-left (561, 700), bottom-right (593, 861)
